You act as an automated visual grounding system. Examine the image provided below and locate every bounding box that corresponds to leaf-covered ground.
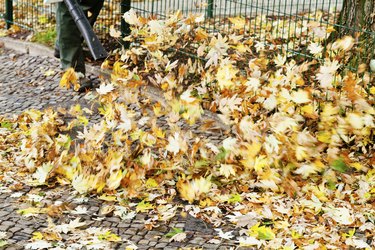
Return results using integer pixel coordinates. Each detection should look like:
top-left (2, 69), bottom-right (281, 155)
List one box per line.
top-left (1, 10), bottom-right (375, 249)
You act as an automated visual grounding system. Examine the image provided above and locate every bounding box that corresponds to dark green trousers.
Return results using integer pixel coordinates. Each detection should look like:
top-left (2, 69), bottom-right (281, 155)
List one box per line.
top-left (55, 0), bottom-right (104, 75)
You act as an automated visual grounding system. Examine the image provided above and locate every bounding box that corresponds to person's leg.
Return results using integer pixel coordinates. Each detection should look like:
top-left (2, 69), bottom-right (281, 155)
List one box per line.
top-left (56, 1), bottom-right (86, 75)
top-left (54, 4), bottom-right (60, 59)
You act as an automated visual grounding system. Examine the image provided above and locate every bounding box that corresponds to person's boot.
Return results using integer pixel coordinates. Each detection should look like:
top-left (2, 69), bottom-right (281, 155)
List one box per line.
top-left (54, 46), bottom-right (60, 59)
top-left (77, 77), bottom-right (93, 93)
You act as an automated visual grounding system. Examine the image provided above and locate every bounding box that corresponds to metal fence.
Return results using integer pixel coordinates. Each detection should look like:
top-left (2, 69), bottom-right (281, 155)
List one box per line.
top-left (0, 0), bottom-right (123, 39)
top-left (1, 0), bottom-right (374, 71)
top-left (126, 0), bottom-right (375, 72)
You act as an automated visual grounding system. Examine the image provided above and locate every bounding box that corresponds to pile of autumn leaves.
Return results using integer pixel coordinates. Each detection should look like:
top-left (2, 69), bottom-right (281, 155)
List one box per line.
top-left (3, 9), bottom-right (374, 201)
top-left (1, 7), bottom-right (374, 229)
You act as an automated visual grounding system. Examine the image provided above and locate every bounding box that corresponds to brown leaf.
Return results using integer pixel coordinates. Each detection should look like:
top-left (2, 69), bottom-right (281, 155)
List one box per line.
top-left (343, 72), bottom-right (360, 102)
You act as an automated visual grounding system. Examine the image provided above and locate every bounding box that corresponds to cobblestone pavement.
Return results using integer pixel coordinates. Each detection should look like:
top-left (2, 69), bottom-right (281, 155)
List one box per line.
top-left (0, 45), bottom-right (240, 249)
top-left (0, 49), bottom-right (93, 116)
top-left (0, 184), bottom-right (238, 249)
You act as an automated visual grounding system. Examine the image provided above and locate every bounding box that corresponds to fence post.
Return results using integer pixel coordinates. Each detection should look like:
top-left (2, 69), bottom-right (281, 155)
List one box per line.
top-left (206, 0), bottom-right (214, 18)
top-left (121, 0), bottom-right (131, 49)
top-left (5, 0), bottom-right (13, 29)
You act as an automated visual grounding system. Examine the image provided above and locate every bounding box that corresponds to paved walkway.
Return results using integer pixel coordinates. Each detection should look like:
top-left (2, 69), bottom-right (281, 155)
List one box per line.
top-left (0, 49), bottom-right (89, 115)
top-left (0, 41), bottom-right (238, 249)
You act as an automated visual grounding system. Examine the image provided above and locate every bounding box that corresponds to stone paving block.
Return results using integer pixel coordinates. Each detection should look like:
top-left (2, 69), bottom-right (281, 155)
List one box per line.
top-left (156, 225), bottom-right (169, 233)
top-left (12, 234), bottom-right (29, 241)
top-left (107, 217), bottom-right (120, 223)
top-left (2, 221), bottom-right (15, 226)
top-left (130, 235), bottom-right (143, 242)
top-left (2, 207), bottom-right (14, 212)
top-left (8, 226), bottom-right (22, 233)
top-left (10, 217), bottom-right (20, 223)
top-left (175, 222), bottom-right (185, 228)
top-left (218, 246), bottom-right (232, 250)
top-left (189, 237), bottom-right (206, 245)
top-left (4, 246), bottom-right (23, 250)
top-left (202, 243), bottom-right (220, 249)
top-left (0, 211), bottom-right (10, 217)
top-left (138, 239), bottom-right (150, 245)
top-left (146, 231), bottom-right (164, 237)
top-left (118, 222), bottom-right (131, 228)
top-left (154, 242), bottom-right (168, 248)
top-left (159, 237), bottom-right (170, 243)
top-left (148, 241), bottom-right (158, 246)
top-left (124, 227), bottom-right (138, 235)
top-left (19, 227), bottom-right (35, 235)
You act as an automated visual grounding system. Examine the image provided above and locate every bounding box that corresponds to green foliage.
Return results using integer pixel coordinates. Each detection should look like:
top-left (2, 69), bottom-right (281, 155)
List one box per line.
top-left (165, 228), bottom-right (184, 238)
top-left (0, 122), bottom-right (12, 129)
top-left (331, 158), bottom-right (349, 173)
top-left (31, 27), bottom-right (56, 47)
top-left (228, 193), bottom-right (242, 204)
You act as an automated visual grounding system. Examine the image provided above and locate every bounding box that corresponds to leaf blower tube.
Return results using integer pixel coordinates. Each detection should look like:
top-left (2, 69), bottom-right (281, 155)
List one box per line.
top-left (63, 0), bottom-right (108, 60)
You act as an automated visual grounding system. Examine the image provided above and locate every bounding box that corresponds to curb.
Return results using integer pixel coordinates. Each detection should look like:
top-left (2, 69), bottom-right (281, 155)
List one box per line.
top-left (0, 37), bottom-right (102, 76)
top-left (0, 37), bottom-right (230, 131)
top-left (0, 37), bottom-right (54, 57)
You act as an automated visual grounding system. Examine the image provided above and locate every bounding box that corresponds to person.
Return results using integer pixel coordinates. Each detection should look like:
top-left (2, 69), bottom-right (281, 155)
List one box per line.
top-left (54, 0), bottom-right (104, 92)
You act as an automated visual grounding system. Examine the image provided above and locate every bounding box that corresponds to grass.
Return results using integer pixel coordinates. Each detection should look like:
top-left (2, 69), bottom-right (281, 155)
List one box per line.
top-left (31, 27), bottom-right (56, 47)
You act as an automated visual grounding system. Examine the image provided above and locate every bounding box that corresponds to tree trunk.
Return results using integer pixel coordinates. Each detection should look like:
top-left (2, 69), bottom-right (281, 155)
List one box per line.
top-left (336, 0), bottom-right (375, 38)
top-left (335, 0), bottom-right (375, 69)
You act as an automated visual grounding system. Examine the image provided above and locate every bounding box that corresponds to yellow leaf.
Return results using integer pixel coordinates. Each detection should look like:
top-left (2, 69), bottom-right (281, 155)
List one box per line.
top-left (317, 131), bottom-right (331, 143)
top-left (235, 43), bottom-right (249, 53)
top-left (228, 16), bottom-right (246, 29)
top-left (17, 207), bottom-right (45, 217)
top-left (59, 68), bottom-right (79, 90)
top-left (38, 15), bottom-right (48, 24)
top-left (326, 25), bottom-right (335, 33)
top-left (216, 62), bottom-right (239, 90)
top-left (100, 205), bottom-right (115, 216)
top-left (98, 231), bottom-right (121, 242)
top-left (123, 9), bottom-right (142, 26)
top-left (32, 162), bottom-right (53, 184)
top-left (125, 245), bottom-right (138, 250)
top-left (310, 185), bottom-right (329, 202)
top-left (109, 25), bottom-right (121, 38)
top-left (249, 223), bottom-right (275, 240)
top-left (177, 177), bottom-right (212, 203)
top-left (295, 146), bottom-right (308, 161)
top-left (98, 194), bottom-right (117, 202)
top-left (166, 132), bottom-right (187, 155)
top-left (346, 113), bottom-right (364, 130)
top-left (43, 70), bottom-right (55, 76)
top-left (71, 174), bottom-right (95, 194)
top-left (220, 164), bottom-right (236, 178)
top-left (136, 200), bottom-right (154, 213)
top-left (106, 170), bottom-right (124, 190)
top-left (254, 155), bottom-right (268, 173)
top-left (177, 179), bottom-right (196, 203)
top-left (274, 54), bottom-right (286, 67)
top-left (291, 230), bottom-right (302, 239)
top-left (146, 178), bottom-right (159, 188)
top-left (301, 104), bottom-right (317, 118)
top-left (152, 102), bottom-right (163, 117)
top-left (195, 28), bottom-right (208, 41)
top-left (112, 61), bottom-right (128, 78)
top-left (351, 162), bottom-right (363, 171)
top-left (32, 232), bottom-right (43, 240)
top-left (291, 89), bottom-right (311, 104)
top-left (332, 36), bottom-right (354, 51)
